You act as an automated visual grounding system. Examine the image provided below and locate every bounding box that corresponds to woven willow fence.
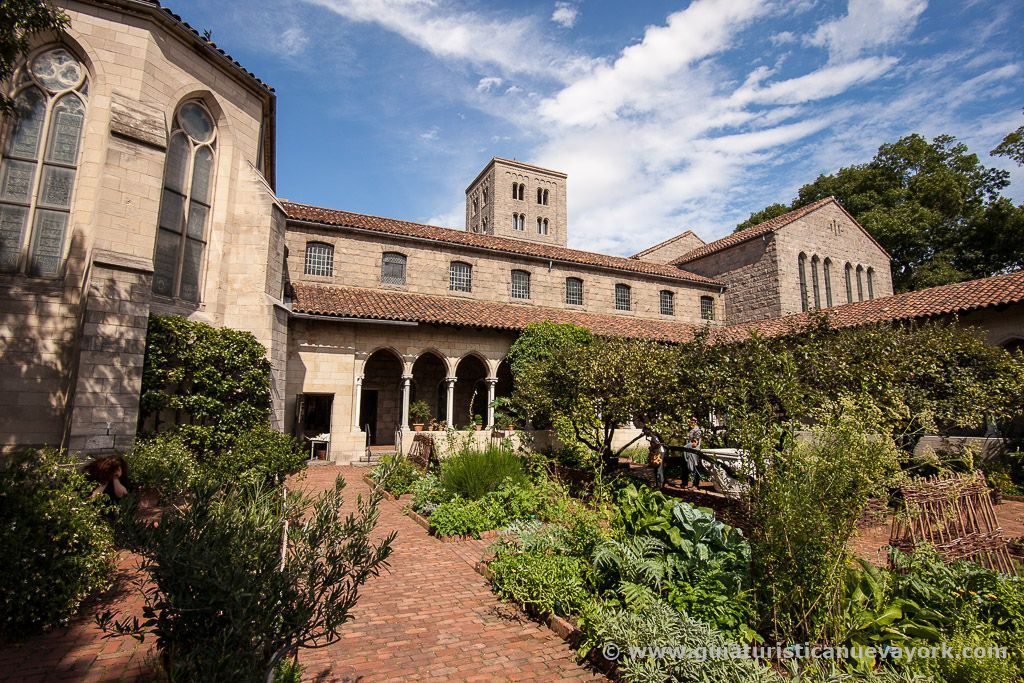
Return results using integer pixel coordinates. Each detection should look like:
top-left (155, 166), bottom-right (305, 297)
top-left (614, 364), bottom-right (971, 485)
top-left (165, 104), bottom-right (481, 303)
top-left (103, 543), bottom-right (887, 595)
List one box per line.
top-left (889, 471), bottom-right (1016, 574)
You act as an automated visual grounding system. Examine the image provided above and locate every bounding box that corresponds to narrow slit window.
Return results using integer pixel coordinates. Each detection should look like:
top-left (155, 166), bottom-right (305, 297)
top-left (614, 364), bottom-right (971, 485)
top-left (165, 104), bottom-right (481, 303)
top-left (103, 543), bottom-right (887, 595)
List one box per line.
top-left (798, 253), bottom-right (809, 312)
top-left (811, 255), bottom-right (821, 309)
top-left (823, 258), bottom-right (833, 307)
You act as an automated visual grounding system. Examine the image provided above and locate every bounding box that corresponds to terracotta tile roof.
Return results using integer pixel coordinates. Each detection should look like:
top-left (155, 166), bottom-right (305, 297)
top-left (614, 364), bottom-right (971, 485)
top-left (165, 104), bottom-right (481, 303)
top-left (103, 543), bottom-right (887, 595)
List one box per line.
top-left (719, 269), bottom-right (1024, 342)
top-left (283, 202), bottom-right (723, 287)
top-left (631, 230), bottom-right (705, 259)
top-left (671, 197), bottom-right (883, 265)
top-left (291, 270), bottom-right (1024, 345)
top-left (133, 1), bottom-right (273, 92)
top-left (290, 282), bottom-right (703, 343)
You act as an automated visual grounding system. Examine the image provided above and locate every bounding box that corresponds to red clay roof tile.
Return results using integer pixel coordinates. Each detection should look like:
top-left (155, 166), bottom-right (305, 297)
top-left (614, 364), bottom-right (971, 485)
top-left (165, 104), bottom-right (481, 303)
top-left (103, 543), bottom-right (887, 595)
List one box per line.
top-left (283, 202), bottom-right (723, 287)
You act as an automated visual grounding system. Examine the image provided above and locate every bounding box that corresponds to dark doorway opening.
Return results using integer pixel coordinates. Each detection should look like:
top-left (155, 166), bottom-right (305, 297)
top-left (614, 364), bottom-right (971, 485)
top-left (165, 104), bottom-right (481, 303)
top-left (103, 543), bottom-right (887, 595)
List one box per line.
top-left (361, 390), bottom-right (379, 444)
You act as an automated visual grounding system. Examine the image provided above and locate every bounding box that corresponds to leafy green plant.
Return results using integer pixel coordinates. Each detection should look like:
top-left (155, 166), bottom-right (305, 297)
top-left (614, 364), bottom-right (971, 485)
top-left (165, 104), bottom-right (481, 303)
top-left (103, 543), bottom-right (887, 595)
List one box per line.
top-left (1, 449), bottom-right (114, 639)
top-left (139, 315), bottom-right (273, 452)
top-left (370, 453), bottom-right (421, 495)
top-left (409, 400), bottom-right (431, 425)
top-left (489, 548), bottom-right (591, 617)
top-left (125, 432), bottom-right (199, 498)
top-left (98, 476), bottom-right (394, 682)
top-left (206, 425), bottom-right (307, 488)
top-left (439, 446), bottom-right (527, 500)
top-left (427, 497), bottom-right (492, 537)
top-left (409, 472), bottom-right (447, 515)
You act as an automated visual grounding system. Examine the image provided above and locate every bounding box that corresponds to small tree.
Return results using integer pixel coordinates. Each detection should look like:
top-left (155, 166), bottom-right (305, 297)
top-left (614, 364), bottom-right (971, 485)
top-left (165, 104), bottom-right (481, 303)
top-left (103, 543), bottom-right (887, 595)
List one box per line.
top-left (99, 476), bottom-right (394, 681)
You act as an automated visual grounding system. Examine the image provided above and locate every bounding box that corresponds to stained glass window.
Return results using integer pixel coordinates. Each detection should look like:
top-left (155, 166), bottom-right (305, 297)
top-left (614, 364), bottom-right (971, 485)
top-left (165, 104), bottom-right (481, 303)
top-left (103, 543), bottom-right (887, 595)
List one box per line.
top-left (152, 100), bottom-right (217, 302)
top-left (0, 47), bottom-right (88, 275)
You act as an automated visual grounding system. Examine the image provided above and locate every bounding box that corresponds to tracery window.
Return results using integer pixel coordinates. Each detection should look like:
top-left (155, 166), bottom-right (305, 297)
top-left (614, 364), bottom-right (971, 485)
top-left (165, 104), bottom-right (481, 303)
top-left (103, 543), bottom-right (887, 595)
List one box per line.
top-left (153, 101), bottom-right (217, 301)
top-left (0, 47), bottom-right (89, 276)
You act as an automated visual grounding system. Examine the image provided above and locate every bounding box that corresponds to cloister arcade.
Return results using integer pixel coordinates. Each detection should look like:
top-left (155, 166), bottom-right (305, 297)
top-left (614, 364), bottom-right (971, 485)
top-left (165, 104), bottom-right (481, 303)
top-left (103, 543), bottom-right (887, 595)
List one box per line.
top-left (355, 347), bottom-right (514, 446)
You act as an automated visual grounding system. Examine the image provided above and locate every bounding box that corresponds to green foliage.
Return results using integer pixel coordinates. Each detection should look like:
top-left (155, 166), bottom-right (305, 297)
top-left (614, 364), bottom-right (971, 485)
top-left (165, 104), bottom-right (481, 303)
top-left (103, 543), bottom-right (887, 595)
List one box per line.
top-left (735, 133), bottom-right (1024, 291)
top-left (409, 472), bottom-right (446, 515)
top-left (408, 400), bottom-right (431, 424)
top-left (489, 548), bottom-right (591, 617)
top-left (370, 453), bottom-right (422, 495)
top-left (439, 446), bottom-right (527, 500)
top-left (205, 425), bottom-right (306, 488)
top-left (98, 476), bottom-right (394, 682)
top-left (992, 110), bottom-right (1024, 167)
top-left (580, 599), bottom-right (778, 683)
top-left (139, 315), bottom-right (272, 453)
top-left (507, 321), bottom-right (594, 379)
top-left (0, 449), bottom-right (114, 639)
top-left (427, 496), bottom-right (493, 537)
top-left (746, 406), bottom-right (902, 644)
top-left (124, 432), bottom-right (199, 497)
top-left (735, 202), bottom-right (793, 232)
top-left (0, 0), bottom-right (69, 114)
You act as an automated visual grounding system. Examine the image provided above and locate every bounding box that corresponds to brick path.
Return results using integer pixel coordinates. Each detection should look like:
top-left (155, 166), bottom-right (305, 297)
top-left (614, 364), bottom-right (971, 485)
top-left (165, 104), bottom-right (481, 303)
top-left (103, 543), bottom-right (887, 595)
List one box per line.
top-left (0, 466), bottom-right (602, 682)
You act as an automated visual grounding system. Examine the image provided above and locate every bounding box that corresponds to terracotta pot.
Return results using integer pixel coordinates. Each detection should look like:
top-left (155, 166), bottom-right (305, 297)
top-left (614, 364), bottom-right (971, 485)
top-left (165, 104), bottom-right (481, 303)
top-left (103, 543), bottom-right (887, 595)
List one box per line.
top-left (413, 424), bottom-right (425, 432)
top-left (474, 424), bottom-right (483, 431)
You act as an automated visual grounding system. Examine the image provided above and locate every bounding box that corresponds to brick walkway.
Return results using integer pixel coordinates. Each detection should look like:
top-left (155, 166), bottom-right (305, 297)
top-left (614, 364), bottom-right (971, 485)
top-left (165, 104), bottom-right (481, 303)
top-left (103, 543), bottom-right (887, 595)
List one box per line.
top-left (0, 466), bottom-right (602, 682)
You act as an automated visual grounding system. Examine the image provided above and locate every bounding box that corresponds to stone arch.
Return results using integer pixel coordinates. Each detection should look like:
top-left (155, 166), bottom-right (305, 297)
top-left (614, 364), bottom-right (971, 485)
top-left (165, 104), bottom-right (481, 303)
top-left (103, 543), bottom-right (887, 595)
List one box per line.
top-left (166, 86), bottom-right (232, 141)
top-left (453, 353), bottom-right (489, 428)
top-left (410, 349), bottom-right (447, 425)
top-left (360, 348), bottom-right (404, 445)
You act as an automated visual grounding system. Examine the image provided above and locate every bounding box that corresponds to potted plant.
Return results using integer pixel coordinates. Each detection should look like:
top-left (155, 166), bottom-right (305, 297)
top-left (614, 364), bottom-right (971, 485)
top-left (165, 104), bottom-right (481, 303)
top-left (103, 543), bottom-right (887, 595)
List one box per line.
top-left (490, 397), bottom-right (517, 432)
top-left (409, 400), bottom-right (431, 432)
top-left (473, 414), bottom-right (483, 431)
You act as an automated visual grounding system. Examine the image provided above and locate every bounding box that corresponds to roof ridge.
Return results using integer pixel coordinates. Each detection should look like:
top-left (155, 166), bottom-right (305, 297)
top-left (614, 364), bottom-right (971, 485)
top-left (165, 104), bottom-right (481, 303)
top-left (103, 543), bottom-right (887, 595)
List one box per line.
top-left (631, 229), bottom-right (705, 259)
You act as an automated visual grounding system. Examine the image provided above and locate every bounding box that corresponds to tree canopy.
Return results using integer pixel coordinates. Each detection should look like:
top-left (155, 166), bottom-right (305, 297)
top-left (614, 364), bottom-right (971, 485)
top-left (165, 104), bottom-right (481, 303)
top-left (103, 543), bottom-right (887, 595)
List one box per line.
top-left (735, 133), bottom-right (1024, 292)
top-left (0, 0), bottom-right (68, 113)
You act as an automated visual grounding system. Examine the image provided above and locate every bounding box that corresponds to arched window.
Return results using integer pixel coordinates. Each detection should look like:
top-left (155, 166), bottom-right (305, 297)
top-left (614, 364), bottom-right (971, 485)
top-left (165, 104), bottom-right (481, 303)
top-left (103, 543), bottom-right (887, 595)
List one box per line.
top-left (542, 189), bottom-right (549, 205)
top-left (449, 261), bottom-right (472, 292)
top-left (153, 100), bottom-right (217, 301)
top-left (0, 46), bottom-right (89, 276)
top-left (481, 216), bottom-right (489, 234)
top-left (381, 251), bottom-right (406, 285)
top-left (565, 277), bottom-right (583, 305)
top-left (845, 263), bottom-right (853, 303)
top-left (511, 183), bottom-right (518, 200)
top-left (659, 290), bottom-right (674, 316)
top-left (537, 218), bottom-right (548, 235)
top-left (700, 295), bottom-right (715, 321)
top-left (511, 269), bottom-right (530, 299)
top-left (511, 213), bottom-right (524, 231)
top-left (304, 242), bottom-right (333, 277)
top-left (798, 253), bottom-right (809, 312)
top-left (537, 187), bottom-right (543, 204)
top-left (823, 258), bottom-right (833, 307)
top-left (517, 183), bottom-right (524, 201)
top-left (482, 187), bottom-right (488, 205)
top-left (866, 267), bottom-right (875, 299)
top-left (615, 283), bottom-right (632, 311)
top-left (811, 255), bottom-right (821, 309)
top-left (472, 197), bottom-right (478, 216)
top-left (856, 265), bottom-right (864, 301)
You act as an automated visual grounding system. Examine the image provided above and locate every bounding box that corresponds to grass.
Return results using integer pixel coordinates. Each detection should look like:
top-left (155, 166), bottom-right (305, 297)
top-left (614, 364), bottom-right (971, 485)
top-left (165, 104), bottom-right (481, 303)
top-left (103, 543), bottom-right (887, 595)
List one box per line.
top-left (440, 446), bottom-right (528, 500)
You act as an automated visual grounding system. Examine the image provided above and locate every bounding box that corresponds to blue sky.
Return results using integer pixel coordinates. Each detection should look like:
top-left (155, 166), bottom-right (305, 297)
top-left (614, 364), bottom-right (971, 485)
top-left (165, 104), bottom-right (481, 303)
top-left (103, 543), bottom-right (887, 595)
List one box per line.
top-left (170, 0), bottom-right (1023, 255)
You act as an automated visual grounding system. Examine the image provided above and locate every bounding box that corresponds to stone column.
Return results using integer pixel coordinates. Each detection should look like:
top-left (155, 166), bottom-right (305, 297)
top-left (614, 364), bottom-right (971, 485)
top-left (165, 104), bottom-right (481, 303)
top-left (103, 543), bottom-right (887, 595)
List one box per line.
top-left (400, 374), bottom-right (412, 428)
top-left (353, 375), bottom-right (363, 429)
top-left (485, 378), bottom-right (498, 429)
top-left (444, 377), bottom-right (456, 426)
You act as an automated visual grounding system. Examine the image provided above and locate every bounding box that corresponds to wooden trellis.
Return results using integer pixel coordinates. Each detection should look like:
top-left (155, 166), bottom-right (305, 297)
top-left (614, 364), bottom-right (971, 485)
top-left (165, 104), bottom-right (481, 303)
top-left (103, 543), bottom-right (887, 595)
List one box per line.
top-left (889, 471), bottom-right (1016, 574)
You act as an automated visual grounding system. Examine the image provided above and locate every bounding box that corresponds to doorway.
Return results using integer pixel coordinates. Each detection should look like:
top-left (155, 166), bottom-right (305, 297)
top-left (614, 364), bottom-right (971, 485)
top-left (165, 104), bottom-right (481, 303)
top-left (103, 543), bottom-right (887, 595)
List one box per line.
top-left (361, 390), bottom-right (379, 444)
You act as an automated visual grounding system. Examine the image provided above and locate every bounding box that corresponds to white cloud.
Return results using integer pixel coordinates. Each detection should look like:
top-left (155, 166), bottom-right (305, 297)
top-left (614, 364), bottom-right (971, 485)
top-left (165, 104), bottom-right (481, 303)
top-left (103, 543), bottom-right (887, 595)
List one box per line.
top-left (734, 57), bottom-right (898, 105)
top-left (304, 0), bottom-right (592, 80)
top-left (809, 0), bottom-right (927, 63)
top-left (770, 31), bottom-right (797, 46)
top-left (476, 76), bottom-right (503, 93)
top-left (551, 2), bottom-right (578, 29)
top-left (420, 127), bottom-right (440, 141)
top-left (279, 27), bottom-right (309, 56)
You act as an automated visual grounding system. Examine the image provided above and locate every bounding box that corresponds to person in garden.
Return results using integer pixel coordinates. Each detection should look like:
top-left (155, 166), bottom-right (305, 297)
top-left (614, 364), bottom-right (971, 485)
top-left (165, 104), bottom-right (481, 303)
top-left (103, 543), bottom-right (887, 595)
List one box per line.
top-left (648, 432), bottom-right (666, 487)
top-left (683, 417), bottom-right (703, 488)
top-left (83, 454), bottom-right (130, 503)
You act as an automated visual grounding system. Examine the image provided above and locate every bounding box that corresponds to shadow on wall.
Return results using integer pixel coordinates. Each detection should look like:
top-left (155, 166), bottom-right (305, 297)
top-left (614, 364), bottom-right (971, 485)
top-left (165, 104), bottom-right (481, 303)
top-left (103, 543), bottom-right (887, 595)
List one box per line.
top-left (0, 231), bottom-right (86, 453)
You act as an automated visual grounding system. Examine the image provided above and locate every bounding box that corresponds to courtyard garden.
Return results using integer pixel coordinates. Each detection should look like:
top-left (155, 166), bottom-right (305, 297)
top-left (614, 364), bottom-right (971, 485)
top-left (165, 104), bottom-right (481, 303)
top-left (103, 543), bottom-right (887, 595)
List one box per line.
top-left (3, 314), bottom-right (1024, 682)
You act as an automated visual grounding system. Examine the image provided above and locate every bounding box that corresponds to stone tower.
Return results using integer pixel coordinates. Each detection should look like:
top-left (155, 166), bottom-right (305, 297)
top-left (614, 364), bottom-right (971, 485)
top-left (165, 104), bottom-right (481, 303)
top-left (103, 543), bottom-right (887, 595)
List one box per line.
top-left (465, 158), bottom-right (568, 246)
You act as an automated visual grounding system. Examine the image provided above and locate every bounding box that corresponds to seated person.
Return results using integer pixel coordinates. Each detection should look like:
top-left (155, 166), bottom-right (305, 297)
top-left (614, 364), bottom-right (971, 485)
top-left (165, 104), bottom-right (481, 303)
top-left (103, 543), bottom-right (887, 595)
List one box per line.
top-left (83, 455), bottom-right (130, 502)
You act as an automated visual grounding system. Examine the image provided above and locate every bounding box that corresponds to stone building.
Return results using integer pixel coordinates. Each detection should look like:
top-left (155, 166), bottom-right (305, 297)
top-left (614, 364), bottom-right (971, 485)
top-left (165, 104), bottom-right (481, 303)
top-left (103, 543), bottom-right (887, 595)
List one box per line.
top-left (1, 0), bottom-right (1022, 461)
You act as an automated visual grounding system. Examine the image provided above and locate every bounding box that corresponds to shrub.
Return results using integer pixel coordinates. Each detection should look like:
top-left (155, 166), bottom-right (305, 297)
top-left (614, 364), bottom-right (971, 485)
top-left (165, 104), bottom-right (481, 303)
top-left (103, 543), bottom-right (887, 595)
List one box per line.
top-left (479, 479), bottom-right (543, 527)
top-left (428, 497), bottom-right (492, 537)
top-left (409, 473), bottom-right (447, 515)
top-left (98, 476), bottom-right (394, 681)
top-left (489, 549), bottom-right (591, 617)
top-left (204, 425), bottom-right (307, 488)
top-left (370, 453), bottom-right (421, 496)
top-left (124, 433), bottom-right (199, 497)
top-left (139, 315), bottom-right (272, 452)
top-left (439, 446), bottom-right (527, 500)
top-left (0, 449), bottom-right (114, 639)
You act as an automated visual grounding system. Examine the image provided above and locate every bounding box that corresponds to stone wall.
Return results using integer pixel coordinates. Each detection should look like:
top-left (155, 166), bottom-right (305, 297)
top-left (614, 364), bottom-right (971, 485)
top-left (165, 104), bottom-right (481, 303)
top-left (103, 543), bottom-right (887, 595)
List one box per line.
top-left (773, 203), bottom-right (893, 316)
top-left (633, 232), bottom-right (706, 264)
top-left (683, 235), bottom-right (780, 325)
top-left (285, 226), bottom-right (724, 325)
